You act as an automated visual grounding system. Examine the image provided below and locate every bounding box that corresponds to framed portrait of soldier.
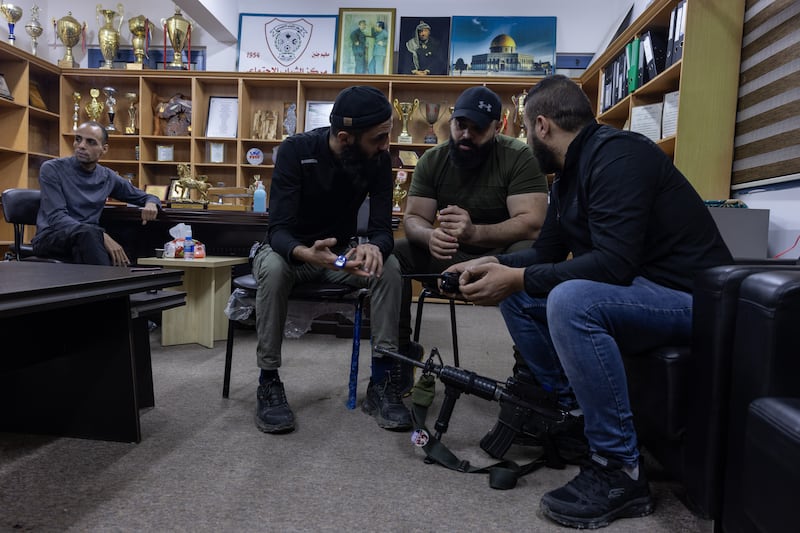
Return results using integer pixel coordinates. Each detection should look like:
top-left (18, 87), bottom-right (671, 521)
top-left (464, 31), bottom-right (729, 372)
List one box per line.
top-left (336, 8), bottom-right (395, 75)
top-left (396, 17), bottom-right (451, 76)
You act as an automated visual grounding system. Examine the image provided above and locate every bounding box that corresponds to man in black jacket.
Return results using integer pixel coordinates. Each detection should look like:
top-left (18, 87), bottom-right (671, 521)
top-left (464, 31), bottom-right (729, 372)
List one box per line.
top-left (445, 75), bottom-right (732, 529)
top-left (251, 86), bottom-right (411, 434)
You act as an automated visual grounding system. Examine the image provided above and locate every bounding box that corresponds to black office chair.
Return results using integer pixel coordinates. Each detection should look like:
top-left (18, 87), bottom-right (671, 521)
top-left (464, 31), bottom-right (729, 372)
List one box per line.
top-left (2, 188), bottom-right (67, 263)
top-left (222, 199), bottom-right (372, 408)
top-left (2, 188), bottom-right (44, 260)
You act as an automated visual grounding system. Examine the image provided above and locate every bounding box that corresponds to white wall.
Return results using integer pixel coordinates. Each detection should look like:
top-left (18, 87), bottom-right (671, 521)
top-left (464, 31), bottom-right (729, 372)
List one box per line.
top-left (8, 1), bottom-right (644, 70)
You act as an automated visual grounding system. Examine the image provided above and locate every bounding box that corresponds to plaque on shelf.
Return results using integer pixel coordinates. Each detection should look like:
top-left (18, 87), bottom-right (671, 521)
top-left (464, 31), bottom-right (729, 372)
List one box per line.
top-left (398, 150), bottom-right (418, 167)
top-left (156, 144), bottom-right (175, 162)
top-left (246, 147), bottom-right (264, 165)
top-left (0, 74), bottom-right (12, 101)
top-left (207, 141), bottom-right (225, 163)
top-left (29, 81), bottom-right (47, 109)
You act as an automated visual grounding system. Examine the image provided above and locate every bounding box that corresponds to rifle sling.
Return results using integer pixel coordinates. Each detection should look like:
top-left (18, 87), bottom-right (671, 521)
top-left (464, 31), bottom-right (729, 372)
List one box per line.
top-left (410, 401), bottom-right (549, 490)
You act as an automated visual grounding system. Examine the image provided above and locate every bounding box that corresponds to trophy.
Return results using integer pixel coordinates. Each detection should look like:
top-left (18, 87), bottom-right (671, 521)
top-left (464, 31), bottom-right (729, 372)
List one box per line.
top-left (0, 2), bottom-right (21, 46)
top-left (96, 3), bottom-right (125, 69)
top-left (85, 88), bottom-right (103, 122)
top-left (55, 12), bottom-right (86, 68)
top-left (125, 92), bottom-right (138, 134)
top-left (393, 171), bottom-right (408, 212)
top-left (162, 7), bottom-right (191, 70)
top-left (103, 87), bottom-right (117, 132)
top-left (127, 15), bottom-right (154, 69)
top-left (72, 92), bottom-right (81, 131)
top-left (511, 89), bottom-right (528, 140)
top-left (419, 102), bottom-right (443, 144)
top-left (392, 98), bottom-right (419, 144)
top-left (25, 4), bottom-right (43, 56)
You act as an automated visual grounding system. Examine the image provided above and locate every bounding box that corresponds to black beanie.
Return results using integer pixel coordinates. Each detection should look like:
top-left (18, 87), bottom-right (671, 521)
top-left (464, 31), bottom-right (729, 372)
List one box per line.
top-left (329, 86), bottom-right (393, 129)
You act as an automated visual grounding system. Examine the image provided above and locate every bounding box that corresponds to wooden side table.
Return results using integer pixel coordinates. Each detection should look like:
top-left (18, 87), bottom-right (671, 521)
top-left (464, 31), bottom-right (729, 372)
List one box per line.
top-left (138, 256), bottom-right (248, 348)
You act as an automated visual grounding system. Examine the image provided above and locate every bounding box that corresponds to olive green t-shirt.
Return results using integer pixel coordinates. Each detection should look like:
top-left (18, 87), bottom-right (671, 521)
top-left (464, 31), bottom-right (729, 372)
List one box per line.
top-left (409, 134), bottom-right (548, 230)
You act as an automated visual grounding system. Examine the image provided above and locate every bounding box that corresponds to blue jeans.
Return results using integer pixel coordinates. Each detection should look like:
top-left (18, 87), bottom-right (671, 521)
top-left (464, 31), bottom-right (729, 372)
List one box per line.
top-left (499, 277), bottom-right (693, 465)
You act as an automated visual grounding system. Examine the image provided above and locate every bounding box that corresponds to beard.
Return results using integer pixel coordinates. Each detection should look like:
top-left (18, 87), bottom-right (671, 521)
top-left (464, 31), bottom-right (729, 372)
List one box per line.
top-left (531, 135), bottom-right (560, 174)
top-left (448, 136), bottom-right (494, 170)
top-left (340, 136), bottom-right (383, 188)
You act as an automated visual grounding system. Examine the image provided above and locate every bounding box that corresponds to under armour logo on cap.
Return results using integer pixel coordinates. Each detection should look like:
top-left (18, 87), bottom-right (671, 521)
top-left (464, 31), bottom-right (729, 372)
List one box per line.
top-left (451, 86), bottom-right (502, 130)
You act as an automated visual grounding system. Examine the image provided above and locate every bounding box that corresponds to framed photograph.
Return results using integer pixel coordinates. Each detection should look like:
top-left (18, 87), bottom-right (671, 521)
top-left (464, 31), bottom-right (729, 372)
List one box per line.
top-left (206, 97), bottom-right (239, 138)
top-left (304, 100), bottom-right (334, 132)
top-left (450, 16), bottom-right (557, 77)
top-left (156, 145), bottom-right (174, 162)
top-left (237, 14), bottom-right (338, 74)
top-left (0, 73), bottom-right (12, 101)
top-left (396, 17), bottom-right (451, 76)
top-left (336, 8), bottom-right (395, 75)
top-left (144, 184), bottom-right (169, 201)
top-left (207, 141), bottom-right (225, 163)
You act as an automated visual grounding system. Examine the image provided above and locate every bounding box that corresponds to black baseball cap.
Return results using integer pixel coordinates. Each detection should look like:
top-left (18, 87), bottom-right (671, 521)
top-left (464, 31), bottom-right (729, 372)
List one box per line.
top-left (329, 86), bottom-right (393, 130)
top-left (451, 86), bottom-right (502, 130)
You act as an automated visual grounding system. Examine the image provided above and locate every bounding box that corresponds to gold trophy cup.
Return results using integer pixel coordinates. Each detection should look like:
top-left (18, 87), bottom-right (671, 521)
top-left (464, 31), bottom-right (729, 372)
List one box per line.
top-left (97, 3), bottom-right (125, 69)
top-left (392, 98), bottom-right (419, 145)
top-left (420, 102), bottom-right (443, 144)
top-left (162, 7), bottom-right (191, 70)
top-left (0, 2), bottom-right (22, 46)
top-left (511, 89), bottom-right (528, 140)
top-left (393, 171), bottom-right (408, 212)
top-left (127, 15), bottom-right (154, 69)
top-left (25, 4), bottom-right (43, 55)
top-left (125, 92), bottom-right (138, 134)
top-left (55, 12), bottom-right (86, 68)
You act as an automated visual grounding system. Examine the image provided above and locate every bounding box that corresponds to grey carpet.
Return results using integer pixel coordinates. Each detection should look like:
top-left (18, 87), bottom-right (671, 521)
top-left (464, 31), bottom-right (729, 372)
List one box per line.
top-left (1, 303), bottom-right (711, 532)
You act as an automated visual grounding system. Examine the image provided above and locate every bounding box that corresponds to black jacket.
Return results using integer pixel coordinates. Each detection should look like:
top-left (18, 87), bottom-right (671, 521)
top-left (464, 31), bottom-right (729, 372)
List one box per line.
top-left (498, 123), bottom-right (732, 294)
top-left (267, 127), bottom-right (394, 263)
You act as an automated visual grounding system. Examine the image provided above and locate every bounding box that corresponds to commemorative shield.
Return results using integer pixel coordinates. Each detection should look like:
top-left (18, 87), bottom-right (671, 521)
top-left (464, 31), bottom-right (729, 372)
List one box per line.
top-left (264, 18), bottom-right (312, 67)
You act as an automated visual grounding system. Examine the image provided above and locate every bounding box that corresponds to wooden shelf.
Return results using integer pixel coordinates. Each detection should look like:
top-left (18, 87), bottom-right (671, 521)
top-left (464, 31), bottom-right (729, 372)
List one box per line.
top-left (580, 0), bottom-right (745, 200)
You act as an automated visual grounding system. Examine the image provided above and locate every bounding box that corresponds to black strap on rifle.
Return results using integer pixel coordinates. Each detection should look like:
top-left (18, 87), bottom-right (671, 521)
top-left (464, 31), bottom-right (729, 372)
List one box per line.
top-left (409, 375), bottom-right (557, 490)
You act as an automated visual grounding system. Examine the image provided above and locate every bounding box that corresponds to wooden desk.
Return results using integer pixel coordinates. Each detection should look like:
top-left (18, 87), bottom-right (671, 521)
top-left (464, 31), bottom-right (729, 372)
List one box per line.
top-left (138, 256), bottom-right (248, 348)
top-left (0, 262), bottom-right (183, 442)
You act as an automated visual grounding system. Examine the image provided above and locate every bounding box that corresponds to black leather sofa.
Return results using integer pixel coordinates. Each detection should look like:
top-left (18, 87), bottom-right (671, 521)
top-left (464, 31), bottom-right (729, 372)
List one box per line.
top-left (622, 263), bottom-right (800, 523)
top-left (721, 270), bottom-right (800, 533)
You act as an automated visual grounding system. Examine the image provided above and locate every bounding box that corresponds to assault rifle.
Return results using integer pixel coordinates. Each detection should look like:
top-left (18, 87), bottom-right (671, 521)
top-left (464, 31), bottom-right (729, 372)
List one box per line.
top-left (375, 346), bottom-right (577, 464)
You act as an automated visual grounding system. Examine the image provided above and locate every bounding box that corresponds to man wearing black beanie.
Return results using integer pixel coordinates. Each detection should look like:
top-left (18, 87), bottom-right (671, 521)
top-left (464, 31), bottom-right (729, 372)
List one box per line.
top-left (251, 85), bottom-right (412, 433)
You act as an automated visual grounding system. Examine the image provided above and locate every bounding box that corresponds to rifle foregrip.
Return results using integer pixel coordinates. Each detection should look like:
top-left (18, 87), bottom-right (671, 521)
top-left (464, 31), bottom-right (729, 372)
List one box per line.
top-left (437, 366), bottom-right (500, 402)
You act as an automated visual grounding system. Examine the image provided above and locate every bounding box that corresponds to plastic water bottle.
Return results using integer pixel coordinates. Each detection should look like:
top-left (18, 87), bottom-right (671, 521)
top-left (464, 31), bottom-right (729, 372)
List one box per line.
top-left (183, 226), bottom-right (194, 260)
top-left (253, 182), bottom-right (267, 213)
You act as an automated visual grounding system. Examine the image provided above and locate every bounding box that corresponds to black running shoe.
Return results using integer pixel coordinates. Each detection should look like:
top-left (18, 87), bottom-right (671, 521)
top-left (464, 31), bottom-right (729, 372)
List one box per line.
top-left (540, 454), bottom-right (654, 529)
top-left (362, 370), bottom-right (412, 430)
top-left (255, 378), bottom-right (295, 434)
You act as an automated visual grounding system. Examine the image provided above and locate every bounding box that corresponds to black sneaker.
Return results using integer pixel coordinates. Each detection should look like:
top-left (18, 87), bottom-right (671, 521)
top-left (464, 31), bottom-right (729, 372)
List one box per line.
top-left (397, 341), bottom-right (424, 395)
top-left (362, 371), bottom-right (412, 430)
top-left (255, 378), bottom-right (295, 434)
top-left (540, 454), bottom-right (654, 529)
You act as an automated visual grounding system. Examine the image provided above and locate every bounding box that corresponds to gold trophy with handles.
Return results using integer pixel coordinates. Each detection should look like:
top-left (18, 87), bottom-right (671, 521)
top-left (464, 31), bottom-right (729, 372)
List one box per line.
top-left (392, 98), bottom-right (419, 144)
top-left (96, 3), bottom-right (125, 69)
top-left (162, 7), bottom-right (191, 69)
top-left (55, 12), bottom-right (86, 68)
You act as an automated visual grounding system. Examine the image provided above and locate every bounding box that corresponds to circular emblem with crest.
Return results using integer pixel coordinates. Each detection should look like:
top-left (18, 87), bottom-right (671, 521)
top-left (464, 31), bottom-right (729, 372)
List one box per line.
top-left (275, 30), bottom-right (301, 55)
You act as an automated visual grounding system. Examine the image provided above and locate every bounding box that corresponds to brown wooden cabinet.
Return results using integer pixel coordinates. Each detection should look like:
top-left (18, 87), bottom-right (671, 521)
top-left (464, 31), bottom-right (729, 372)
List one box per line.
top-left (579, 0), bottom-right (745, 200)
top-left (0, 40), bottom-right (542, 246)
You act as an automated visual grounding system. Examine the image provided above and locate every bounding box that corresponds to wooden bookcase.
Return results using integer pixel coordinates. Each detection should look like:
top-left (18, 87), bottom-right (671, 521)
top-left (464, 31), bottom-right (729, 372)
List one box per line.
top-left (0, 42), bottom-right (539, 247)
top-left (579, 0), bottom-right (745, 200)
